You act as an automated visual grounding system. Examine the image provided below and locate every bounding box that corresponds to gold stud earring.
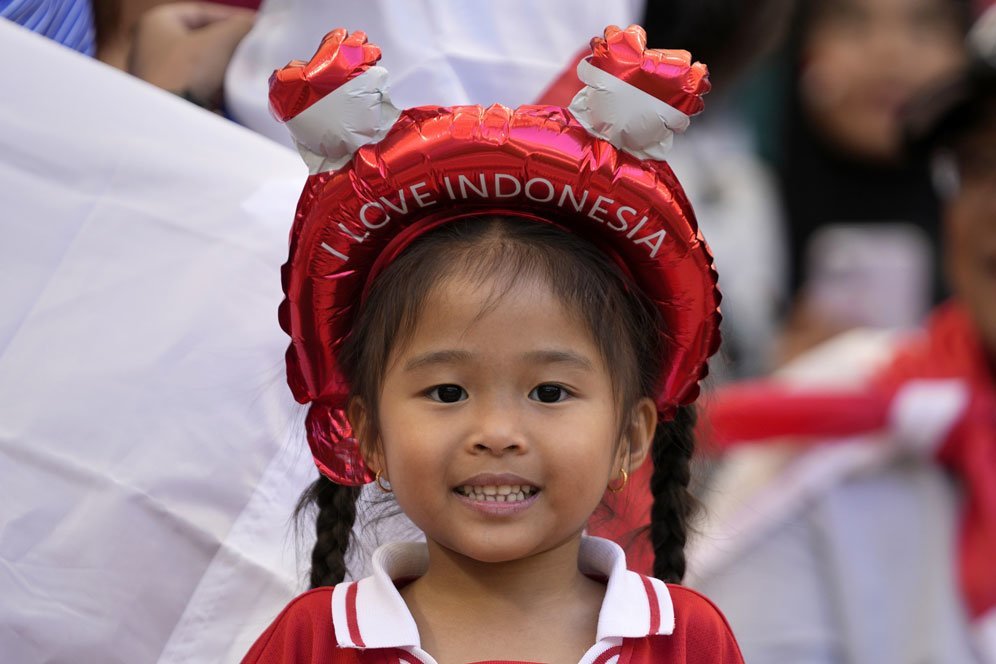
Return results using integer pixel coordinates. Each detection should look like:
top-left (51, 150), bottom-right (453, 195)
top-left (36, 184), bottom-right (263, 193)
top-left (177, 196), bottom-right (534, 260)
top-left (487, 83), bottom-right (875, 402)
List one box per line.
top-left (608, 467), bottom-right (628, 493)
top-left (374, 470), bottom-right (393, 493)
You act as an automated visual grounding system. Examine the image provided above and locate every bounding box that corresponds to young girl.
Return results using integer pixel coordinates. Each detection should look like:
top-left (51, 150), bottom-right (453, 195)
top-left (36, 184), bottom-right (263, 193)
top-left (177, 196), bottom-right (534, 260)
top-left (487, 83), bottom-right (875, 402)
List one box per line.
top-left (245, 25), bottom-right (743, 663)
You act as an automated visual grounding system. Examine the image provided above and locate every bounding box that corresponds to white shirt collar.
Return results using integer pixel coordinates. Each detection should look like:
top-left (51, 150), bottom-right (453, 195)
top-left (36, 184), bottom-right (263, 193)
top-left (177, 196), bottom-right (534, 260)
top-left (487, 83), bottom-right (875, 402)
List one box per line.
top-left (331, 536), bottom-right (675, 653)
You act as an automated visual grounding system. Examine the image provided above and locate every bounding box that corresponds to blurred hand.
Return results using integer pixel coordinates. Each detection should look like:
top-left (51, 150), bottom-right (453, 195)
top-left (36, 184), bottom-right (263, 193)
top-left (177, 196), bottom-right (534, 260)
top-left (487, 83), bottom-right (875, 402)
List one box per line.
top-left (128, 2), bottom-right (255, 109)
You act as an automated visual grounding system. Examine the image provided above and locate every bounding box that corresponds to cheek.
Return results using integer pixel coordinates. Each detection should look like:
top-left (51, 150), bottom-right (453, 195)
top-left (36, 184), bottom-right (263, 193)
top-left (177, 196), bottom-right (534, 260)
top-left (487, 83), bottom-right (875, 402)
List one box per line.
top-left (381, 434), bottom-right (439, 483)
top-left (383, 447), bottom-right (446, 526)
top-left (913, 44), bottom-right (964, 86)
top-left (542, 418), bottom-right (619, 490)
top-left (800, 43), bottom-right (859, 110)
top-left (377, 409), bottom-right (443, 483)
top-left (800, 42), bottom-right (887, 150)
top-left (804, 29), bottom-right (859, 69)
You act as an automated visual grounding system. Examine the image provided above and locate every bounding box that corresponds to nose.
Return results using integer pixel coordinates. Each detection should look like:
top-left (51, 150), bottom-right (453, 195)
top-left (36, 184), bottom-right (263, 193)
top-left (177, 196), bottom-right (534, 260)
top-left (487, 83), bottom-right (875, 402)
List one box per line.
top-left (468, 398), bottom-right (528, 456)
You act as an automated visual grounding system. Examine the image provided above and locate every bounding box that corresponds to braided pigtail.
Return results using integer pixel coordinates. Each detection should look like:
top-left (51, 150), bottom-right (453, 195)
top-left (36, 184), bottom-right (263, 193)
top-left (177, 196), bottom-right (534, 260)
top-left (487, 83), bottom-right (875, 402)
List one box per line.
top-left (295, 475), bottom-right (361, 588)
top-left (649, 405), bottom-right (698, 584)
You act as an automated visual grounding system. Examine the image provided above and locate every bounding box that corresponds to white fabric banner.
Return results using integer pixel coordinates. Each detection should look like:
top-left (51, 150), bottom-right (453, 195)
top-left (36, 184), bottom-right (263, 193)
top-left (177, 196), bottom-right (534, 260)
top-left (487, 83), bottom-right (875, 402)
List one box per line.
top-left (0, 21), bottom-right (315, 663)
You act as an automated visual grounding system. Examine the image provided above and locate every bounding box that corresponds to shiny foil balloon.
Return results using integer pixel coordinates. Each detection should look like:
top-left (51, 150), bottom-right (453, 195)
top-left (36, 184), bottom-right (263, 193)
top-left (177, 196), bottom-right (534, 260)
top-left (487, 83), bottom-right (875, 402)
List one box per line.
top-left (270, 25), bottom-right (721, 485)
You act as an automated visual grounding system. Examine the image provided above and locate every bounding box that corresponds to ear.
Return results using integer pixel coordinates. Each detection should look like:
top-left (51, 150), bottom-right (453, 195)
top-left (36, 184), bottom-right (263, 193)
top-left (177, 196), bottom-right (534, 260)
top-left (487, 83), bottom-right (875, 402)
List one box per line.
top-left (347, 396), bottom-right (385, 475)
top-left (617, 397), bottom-right (657, 472)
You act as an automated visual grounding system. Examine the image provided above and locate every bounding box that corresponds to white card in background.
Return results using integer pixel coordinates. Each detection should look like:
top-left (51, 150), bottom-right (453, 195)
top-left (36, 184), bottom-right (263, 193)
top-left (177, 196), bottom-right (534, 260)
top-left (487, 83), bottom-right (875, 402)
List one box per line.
top-left (805, 223), bottom-right (932, 329)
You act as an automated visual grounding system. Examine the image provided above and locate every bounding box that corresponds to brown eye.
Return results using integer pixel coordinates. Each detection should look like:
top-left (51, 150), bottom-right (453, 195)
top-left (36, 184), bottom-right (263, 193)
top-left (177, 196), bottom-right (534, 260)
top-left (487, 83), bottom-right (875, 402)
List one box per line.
top-left (530, 384), bottom-right (568, 403)
top-left (428, 384), bottom-right (467, 403)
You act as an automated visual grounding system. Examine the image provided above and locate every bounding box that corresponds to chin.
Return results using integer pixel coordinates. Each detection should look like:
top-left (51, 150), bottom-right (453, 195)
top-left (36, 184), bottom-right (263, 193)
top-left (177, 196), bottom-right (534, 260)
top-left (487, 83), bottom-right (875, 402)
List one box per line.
top-left (841, 130), bottom-right (900, 164)
top-left (433, 530), bottom-right (574, 565)
top-left (819, 116), bottom-right (901, 164)
top-left (444, 538), bottom-right (544, 564)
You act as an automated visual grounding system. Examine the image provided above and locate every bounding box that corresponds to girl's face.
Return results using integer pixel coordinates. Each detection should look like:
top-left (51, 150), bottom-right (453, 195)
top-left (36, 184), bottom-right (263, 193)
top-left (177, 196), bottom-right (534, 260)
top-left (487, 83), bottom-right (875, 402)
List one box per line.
top-left (359, 273), bottom-right (653, 564)
top-left (801, 0), bottom-right (965, 161)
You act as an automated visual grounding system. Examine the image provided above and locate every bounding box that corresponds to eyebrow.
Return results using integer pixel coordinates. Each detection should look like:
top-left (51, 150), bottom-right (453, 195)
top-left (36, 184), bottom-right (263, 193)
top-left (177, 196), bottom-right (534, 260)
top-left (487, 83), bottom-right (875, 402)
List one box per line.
top-left (403, 349), bottom-right (473, 372)
top-left (402, 349), bottom-right (594, 372)
top-left (522, 349), bottom-right (594, 370)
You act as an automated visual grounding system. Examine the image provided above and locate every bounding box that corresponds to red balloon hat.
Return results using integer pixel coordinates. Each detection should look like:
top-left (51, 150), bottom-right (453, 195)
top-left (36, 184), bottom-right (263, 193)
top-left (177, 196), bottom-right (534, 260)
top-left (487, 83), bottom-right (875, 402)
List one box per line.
top-left (270, 25), bottom-right (722, 485)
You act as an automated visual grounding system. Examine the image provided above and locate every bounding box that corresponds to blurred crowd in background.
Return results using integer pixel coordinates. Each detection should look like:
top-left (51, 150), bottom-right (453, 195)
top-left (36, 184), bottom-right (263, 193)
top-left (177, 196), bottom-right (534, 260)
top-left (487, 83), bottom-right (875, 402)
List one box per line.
top-left (2, 0), bottom-right (995, 662)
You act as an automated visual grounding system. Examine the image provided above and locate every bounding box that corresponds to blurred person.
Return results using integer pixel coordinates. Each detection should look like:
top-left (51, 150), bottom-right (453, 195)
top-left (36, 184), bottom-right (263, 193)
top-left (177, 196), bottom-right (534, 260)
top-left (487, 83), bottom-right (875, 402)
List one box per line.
top-left (0, 0), bottom-right (255, 111)
top-left (773, 0), bottom-right (971, 362)
top-left (101, 0), bottom-right (255, 112)
top-left (94, 0), bottom-right (252, 69)
top-left (686, 9), bottom-right (996, 661)
top-left (124, 1), bottom-right (254, 110)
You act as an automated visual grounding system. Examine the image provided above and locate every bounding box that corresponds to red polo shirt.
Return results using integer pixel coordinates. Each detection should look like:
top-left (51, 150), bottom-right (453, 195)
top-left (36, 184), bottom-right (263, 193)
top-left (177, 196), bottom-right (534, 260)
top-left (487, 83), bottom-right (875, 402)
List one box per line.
top-left (243, 537), bottom-right (744, 663)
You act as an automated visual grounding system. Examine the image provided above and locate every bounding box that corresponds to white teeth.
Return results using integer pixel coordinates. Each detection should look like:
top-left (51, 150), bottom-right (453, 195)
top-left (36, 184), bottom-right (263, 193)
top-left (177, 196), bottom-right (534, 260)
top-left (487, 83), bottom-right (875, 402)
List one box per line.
top-left (457, 484), bottom-right (537, 501)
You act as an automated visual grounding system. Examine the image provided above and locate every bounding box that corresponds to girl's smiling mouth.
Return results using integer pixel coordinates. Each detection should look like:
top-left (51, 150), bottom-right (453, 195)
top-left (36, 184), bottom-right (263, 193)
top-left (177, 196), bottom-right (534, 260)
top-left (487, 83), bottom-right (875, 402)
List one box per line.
top-left (455, 484), bottom-right (539, 502)
top-left (453, 474), bottom-right (541, 514)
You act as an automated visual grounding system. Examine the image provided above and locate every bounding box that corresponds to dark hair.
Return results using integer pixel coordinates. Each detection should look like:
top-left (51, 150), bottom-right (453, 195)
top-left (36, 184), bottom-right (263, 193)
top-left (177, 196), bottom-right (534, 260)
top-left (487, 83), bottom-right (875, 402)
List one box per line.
top-left (90, 0), bottom-right (121, 53)
top-left (297, 216), bottom-right (699, 586)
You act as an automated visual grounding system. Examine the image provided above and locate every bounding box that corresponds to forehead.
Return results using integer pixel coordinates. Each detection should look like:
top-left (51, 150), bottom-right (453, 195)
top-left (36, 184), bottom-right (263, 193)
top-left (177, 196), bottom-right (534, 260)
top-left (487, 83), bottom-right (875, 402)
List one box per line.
top-left (420, 273), bottom-right (589, 337)
top-left (397, 273), bottom-right (601, 361)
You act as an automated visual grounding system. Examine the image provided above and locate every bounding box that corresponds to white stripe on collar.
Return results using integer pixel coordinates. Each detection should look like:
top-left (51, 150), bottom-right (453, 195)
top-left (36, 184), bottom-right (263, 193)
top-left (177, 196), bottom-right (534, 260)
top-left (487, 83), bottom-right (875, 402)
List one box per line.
top-left (583, 537), bottom-right (675, 641)
top-left (330, 536), bottom-right (674, 651)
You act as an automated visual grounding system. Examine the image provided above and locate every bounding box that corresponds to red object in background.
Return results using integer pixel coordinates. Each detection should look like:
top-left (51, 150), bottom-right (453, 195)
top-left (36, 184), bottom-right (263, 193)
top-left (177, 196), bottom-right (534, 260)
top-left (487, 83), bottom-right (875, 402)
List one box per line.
top-left (705, 383), bottom-right (891, 447)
